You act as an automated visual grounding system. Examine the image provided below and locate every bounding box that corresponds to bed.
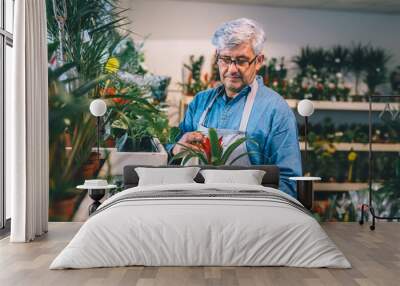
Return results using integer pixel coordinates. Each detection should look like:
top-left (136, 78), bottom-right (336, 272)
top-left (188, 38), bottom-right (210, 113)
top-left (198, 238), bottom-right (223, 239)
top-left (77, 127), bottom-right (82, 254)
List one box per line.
top-left (50, 165), bottom-right (351, 269)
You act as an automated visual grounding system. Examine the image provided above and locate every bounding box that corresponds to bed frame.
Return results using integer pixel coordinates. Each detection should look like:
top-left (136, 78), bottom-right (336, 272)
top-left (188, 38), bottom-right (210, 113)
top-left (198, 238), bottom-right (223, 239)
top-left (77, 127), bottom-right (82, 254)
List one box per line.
top-left (123, 165), bottom-right (280, 190)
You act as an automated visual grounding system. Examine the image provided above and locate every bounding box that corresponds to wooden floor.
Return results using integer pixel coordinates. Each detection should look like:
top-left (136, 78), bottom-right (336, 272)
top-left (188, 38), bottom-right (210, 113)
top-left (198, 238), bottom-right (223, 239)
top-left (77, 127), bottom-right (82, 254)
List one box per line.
top-left (0, 222), bottom-right (399, 286)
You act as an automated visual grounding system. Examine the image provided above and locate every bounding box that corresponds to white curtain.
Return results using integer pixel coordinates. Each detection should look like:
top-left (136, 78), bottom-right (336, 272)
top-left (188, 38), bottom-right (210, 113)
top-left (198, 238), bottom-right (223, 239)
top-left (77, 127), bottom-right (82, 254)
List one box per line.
top-left (8, 0), bottom-right (49, 242)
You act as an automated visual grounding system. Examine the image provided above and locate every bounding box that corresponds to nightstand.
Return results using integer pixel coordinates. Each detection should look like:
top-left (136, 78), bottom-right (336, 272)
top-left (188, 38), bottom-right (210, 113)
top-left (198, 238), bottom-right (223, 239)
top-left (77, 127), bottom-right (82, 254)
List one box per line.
top-left (77, 180), bottom-right (117, 215)
top-left (289, 176), bottom-right (321, 210)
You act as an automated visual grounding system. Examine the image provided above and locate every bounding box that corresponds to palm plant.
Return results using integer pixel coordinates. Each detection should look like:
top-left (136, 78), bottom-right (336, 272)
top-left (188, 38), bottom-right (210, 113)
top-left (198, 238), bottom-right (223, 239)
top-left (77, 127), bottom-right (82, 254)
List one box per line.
top-left (293, 46), bottom-right (313, 76)
top-left (170, 128), bottom-right (259, 166)
top-left (349, 43), bottom-right (369, 95)
top-left (293, 46), bottom-right (327, 77)
top-left (46, 0), bottom-right (174, 220)
top-left (363, 46), bottom-right (391, 95)
top-left (46, 0), bottom-right (129, 82)
top-left (327, 45), bottom-right (350, 74)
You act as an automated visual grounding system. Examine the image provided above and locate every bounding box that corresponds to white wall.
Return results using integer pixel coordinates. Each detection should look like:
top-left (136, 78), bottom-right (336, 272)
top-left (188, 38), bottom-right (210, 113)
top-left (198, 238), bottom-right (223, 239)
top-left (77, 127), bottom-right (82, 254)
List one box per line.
top-left (121, 0), bottom-right (400, 89)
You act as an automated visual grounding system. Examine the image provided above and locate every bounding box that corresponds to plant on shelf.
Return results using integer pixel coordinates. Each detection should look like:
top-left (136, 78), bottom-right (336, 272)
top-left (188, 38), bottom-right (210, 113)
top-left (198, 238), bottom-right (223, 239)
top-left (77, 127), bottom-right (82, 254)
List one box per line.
top-left (259, 57), bottom-right (291, 98)
top-left (47, 0), bottom-right (128, 220)
top-left (299, 118), bottom-right (400, 144)
top-left (180, 55), bottom-right (211, 96)
top-left (390, 66), bottom-right (400, 94)
top-left (47, 0), bottom-right (175, 220)
top-left (170, 128), bottom-right (259, 166)
top-left (326, 45), bottom-right (350, 75)
top-left (373, 155), bottom-right (400, 217)
top-left (363, 46), bottom-right (391, 95)
top-left (349, 43), bottom-right (369, 96)
top-left (291, 46), bottom-right (352, 101)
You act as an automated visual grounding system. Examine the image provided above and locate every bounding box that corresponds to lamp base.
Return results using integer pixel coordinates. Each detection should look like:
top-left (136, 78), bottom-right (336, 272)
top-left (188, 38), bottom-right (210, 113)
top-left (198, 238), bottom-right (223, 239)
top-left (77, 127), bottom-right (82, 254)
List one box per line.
top-left (296, 180), bottom-right (314, 210)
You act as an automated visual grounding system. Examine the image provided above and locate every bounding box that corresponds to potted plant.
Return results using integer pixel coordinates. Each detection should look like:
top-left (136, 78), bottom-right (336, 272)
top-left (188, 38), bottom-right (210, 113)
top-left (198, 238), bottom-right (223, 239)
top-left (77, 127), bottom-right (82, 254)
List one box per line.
top-left (179, 55), bottom-right (211, 96)
top-left (170, 128), bottom-right (260, 166)
top-left (363, 46), bottom-right (390, 95)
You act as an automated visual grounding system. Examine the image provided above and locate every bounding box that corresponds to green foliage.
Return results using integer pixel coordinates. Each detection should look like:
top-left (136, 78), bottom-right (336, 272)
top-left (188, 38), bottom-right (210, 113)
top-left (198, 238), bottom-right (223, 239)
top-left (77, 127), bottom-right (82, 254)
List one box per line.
top-left (289, 43), bottom-right (391, 99)
top-left (48, 61), bottom-right (103, 202)
top-left (47, 0), bottom-right (174, 220)
top-left (349, 43), bottom-right (369, 95)
top-left (47, 0), bottom-right (128, 81)
top-left (390, 66), bottom-right (400, 94)
top-left (363, 46), bottom-right (391, 94)
top-left (170, 128), bottom-right (260, 166)
top-left (180, 55), bottom-right (211, 95)
top-left (326, 45), bottom-right (350, 74)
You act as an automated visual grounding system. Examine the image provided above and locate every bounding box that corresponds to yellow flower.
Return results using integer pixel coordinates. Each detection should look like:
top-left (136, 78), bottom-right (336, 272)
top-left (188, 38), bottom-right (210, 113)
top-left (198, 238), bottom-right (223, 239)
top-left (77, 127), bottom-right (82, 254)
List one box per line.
top-left (348, 151), bottom-right (357, 161)
top-left (105, 57), bottom-right (120, 73)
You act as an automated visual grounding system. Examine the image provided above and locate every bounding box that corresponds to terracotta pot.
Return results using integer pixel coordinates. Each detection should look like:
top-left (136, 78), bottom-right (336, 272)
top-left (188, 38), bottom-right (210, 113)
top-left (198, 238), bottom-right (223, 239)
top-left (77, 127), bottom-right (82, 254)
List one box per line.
top-left (49, 196), bottom-right (77, 221)
top-left (82, 152), bottom-right (101, 179)
top-left (105, 138), bottom-right (116, 148)
top-left (64, 132), bottom-right (72, 147)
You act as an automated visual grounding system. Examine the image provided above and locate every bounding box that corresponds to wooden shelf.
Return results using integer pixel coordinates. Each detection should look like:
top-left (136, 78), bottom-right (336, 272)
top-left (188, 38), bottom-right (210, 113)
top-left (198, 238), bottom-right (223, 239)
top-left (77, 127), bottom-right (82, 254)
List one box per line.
top-left (181, 95), bottom-right (397, 112)
top-left (314, 182), bottom-right (368, 192)
top-left (299, 142), bottom-right (400, 152)
top-left (287, 99), bottom-right (396, 111)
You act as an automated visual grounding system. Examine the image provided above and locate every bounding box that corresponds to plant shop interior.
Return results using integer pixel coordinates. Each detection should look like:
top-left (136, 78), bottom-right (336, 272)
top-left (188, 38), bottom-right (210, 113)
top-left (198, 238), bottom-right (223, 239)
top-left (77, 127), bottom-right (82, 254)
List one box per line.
top-left (2, 0), bottom-right (400, 285)
top-left (43, 0), bottom-right (400, 223)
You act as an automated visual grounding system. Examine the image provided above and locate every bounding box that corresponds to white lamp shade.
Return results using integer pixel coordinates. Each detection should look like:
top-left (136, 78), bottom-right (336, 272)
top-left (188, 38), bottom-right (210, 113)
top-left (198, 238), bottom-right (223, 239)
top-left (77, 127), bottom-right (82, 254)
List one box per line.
top-left (297, 99), bottom-right (314, 117)
top-left (89, 99), bottom-right (107, 117)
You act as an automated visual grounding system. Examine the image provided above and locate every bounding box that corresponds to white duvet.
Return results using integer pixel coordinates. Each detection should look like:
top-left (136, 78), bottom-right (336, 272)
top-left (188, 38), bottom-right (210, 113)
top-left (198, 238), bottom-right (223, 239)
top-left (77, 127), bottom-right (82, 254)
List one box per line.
top-left (50, 183), bottom-right (351, 269)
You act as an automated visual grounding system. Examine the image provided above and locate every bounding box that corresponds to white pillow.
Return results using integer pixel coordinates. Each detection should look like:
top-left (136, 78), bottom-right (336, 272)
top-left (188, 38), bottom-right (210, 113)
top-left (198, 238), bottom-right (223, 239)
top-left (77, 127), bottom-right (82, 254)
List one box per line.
top-left (135, 167), bottom-right (200, 186)
top-left (200, 169), bottom-right (266, 185)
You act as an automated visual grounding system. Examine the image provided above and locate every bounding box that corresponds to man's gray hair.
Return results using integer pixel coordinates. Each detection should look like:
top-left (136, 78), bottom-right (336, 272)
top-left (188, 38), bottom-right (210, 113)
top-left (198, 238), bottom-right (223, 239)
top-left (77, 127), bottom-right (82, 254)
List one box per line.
top-left (211, 18), bottom-right (266, 55)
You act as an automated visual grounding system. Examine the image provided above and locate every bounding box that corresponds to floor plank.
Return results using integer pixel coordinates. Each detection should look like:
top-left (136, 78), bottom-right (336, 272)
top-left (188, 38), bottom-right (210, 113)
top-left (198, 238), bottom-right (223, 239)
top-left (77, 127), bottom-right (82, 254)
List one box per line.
top-left (0, 222), bottom-right (399, 286)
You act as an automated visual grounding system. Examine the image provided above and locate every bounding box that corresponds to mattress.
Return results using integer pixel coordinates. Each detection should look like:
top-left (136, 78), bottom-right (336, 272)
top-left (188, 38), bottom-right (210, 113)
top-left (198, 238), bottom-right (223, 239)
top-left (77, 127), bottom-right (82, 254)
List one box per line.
top-left (50, 183), bottom-right (351, 269)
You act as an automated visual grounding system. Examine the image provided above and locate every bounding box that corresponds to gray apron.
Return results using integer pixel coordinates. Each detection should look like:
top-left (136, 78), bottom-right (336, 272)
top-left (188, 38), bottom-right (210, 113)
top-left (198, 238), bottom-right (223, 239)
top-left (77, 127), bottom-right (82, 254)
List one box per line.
top-left (187, 80), bottom-right (258, 166)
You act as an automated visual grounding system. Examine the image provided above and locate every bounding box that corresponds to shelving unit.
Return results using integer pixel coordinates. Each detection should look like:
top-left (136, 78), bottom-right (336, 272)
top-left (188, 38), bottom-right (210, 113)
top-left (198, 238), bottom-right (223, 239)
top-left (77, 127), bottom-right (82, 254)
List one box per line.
top-left (180, 95), bottom-right (400, 115)
top-left (179, 94), bottom-right (398, 194)
top-left (314, 182), bottom-right (368, 192)
top-left (286, 99), bottom-right (398, 111)
top-left (299, 142), bottom-right (400, 152)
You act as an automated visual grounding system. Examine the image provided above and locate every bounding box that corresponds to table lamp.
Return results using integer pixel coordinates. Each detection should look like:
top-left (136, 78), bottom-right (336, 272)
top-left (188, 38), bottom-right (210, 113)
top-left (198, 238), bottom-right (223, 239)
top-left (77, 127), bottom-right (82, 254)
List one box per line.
top-left (291, 99), bottom-right (320, 210)
top-left (297, 99), bottom-right (315, 175)
top-left (89, 99), bottom-right (107, 163)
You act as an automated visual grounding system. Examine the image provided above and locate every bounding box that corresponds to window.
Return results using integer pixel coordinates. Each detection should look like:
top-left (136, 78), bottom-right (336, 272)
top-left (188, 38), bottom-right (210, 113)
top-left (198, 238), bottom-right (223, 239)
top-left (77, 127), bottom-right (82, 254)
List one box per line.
top-left (1, 0), bottom-right (14, 230)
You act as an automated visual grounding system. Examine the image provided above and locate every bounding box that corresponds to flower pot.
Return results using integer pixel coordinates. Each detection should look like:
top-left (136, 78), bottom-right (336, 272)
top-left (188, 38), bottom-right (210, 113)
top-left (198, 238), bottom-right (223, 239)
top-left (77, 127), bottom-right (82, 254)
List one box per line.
top-left (98, 137), bottom-right (168, 176)
top-left (82, 152), bottom-right (102, 179)
top-left (49, 196), bottom-right (77, 221)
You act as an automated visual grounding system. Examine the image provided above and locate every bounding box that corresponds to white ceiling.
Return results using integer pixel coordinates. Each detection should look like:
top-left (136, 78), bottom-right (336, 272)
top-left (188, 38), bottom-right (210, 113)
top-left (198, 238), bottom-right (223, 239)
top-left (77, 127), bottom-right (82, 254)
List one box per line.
top-left (165, 0), bottom-right (400, 14)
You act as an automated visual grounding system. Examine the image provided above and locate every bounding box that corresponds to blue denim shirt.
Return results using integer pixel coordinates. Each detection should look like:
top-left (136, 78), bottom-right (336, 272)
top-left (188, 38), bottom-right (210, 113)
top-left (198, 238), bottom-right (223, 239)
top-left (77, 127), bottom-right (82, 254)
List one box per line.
top-left (167, 76), bottom-right (302, 197)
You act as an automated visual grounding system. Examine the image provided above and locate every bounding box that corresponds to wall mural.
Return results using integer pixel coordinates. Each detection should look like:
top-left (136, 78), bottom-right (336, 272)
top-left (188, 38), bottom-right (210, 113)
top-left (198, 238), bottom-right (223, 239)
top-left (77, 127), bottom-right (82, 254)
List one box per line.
top-left (47, 0), bottom-right (399, 222)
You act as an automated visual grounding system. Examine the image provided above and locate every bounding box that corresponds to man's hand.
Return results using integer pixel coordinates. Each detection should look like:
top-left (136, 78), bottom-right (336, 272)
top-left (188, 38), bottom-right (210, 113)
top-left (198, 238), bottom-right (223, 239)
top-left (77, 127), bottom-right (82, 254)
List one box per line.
top-left (172, 131), bottom-right (206, 156)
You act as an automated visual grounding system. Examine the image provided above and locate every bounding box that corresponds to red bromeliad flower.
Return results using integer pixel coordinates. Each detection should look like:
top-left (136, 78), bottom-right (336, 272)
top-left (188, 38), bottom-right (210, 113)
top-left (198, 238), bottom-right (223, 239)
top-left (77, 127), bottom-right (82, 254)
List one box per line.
top-left (102, 87), bottom-right (130, 105)
top-left (199, 136), bottom-right (223, 163)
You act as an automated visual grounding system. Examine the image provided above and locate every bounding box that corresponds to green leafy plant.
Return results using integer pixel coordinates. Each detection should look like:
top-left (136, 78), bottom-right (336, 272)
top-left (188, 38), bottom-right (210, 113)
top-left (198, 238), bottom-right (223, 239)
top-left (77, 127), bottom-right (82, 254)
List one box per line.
top-left (364, 46), bottom-right (391, 95)
top-left (170, 128), bottom-right (259, 166)
top-left (180, 55), bottom-right (211, 96)
top-left (326, 45), bottom-right (350, 74)
top-left (390, 66), bottom-right (400, 94)
top-left (259, 57), bottom-right (291, 97)
top-left (349, 43), bottom-right (369, 95)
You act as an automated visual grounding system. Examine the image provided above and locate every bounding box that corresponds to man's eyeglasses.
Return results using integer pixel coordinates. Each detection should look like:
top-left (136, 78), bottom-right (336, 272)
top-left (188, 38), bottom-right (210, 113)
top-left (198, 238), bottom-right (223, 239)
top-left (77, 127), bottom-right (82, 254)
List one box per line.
top-left (216, 55), bottom-right (258, 69)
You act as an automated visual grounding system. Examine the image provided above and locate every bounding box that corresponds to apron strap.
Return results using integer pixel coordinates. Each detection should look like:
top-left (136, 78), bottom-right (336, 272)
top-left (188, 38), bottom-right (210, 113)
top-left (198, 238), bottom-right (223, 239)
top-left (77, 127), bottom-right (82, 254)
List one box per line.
top-left (198, 87), bottom-right (224, 127)
top-left (199, 79), bottom-right (258, 132)
top-left (239, 79), bottom-right (258, 132)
